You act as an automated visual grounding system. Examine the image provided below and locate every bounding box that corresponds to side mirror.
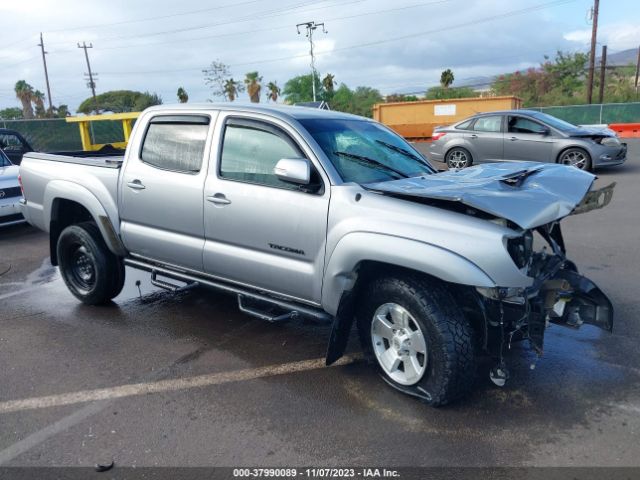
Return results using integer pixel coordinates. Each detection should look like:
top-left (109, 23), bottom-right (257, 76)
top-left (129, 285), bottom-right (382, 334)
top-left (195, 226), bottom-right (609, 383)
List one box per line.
top-left (540, 126), bottom-right (551, 135)
top-left (274, 158), bottom-right (311, 185)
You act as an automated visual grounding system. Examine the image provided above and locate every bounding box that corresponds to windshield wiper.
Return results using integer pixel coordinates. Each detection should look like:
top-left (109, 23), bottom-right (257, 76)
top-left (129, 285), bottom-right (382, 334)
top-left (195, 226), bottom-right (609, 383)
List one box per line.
top-left (333, 151), bottom-right (409, 179)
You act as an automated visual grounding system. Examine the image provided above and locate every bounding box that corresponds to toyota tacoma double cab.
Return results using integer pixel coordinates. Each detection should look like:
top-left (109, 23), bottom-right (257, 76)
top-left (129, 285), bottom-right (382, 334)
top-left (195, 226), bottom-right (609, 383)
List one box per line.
top-left (19, 104), bottom-right (615, 405)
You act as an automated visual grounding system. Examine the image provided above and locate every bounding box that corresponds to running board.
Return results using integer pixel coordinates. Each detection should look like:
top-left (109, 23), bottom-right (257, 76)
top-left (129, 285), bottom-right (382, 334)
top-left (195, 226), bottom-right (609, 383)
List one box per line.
top-left (124, 258), bottom-right (332, 323)
top-left (237, 295), bottom-right (299, 323)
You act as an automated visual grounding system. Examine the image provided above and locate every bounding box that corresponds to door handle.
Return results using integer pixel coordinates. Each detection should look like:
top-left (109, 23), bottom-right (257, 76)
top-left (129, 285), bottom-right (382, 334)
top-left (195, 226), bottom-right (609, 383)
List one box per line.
top-left (206, 193), bottom-right (231, 205)
top-left (470, 134), bottom-right (478, 139)
top-left (127, 179), bottom-right (146, 190)
top-left (509, 136), bottom-right (518, 141)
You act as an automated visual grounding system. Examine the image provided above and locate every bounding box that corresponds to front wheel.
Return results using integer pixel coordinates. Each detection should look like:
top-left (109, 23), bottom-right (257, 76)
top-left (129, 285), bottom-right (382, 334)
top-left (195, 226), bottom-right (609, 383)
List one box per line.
top-left (558, 147), bottom-right (592, 171)
top-left (57, 222), bottom-right (124, 305)
top-left (357, 274), bottom-right (476, 406)
top-left (445, 147), bottom-right (473, 169)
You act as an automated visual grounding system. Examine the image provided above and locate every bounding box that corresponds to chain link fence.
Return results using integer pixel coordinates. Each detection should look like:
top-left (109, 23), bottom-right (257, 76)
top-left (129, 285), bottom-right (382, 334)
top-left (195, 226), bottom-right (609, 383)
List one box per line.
top-left (529, 102), bottom-right (640, 125)
top-left (0, 118), bottom-right (131, 152)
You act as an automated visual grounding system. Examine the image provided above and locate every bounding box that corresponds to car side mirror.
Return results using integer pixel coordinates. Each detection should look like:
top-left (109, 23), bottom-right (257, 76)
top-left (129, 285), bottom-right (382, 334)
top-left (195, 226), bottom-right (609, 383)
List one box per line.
top-left (541, 127), bottom-right (551, 135)
top-left (274, 158), bottom-right (311, 185)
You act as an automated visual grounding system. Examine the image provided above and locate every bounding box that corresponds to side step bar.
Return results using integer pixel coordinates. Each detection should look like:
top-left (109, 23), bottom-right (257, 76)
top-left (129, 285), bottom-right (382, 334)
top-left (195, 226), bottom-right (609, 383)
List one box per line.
top-left (124, 258), bottom-right (332, 323)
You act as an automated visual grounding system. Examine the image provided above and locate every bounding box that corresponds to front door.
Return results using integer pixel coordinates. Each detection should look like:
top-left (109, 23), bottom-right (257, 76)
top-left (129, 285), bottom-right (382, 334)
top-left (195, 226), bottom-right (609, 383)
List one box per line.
top-left (465, 114), bottom-right (504, 162)
top-left (203, 114), bottom-right (330, 304)
top-left (504, 115), bottom-right (553, 162)
top-left (120, 113), bottom-right (216, 271)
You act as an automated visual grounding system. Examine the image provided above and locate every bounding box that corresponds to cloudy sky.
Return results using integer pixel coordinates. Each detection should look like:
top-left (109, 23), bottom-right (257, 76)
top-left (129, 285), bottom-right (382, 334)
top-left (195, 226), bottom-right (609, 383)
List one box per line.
top-left (1, 0), bottom-right (639, 112)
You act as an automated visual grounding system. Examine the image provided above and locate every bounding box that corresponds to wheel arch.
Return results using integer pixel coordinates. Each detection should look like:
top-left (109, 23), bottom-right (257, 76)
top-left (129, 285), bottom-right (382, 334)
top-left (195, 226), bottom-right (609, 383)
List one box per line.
top-left (45, 181), bottom-right (126, 265)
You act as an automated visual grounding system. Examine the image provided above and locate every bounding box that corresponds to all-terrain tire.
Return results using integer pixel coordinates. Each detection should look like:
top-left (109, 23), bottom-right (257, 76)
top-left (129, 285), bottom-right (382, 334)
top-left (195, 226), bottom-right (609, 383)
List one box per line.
top-left (56, 222), bottom-right (124, 305)
top-left (356, 274), bottom-right (476, 406)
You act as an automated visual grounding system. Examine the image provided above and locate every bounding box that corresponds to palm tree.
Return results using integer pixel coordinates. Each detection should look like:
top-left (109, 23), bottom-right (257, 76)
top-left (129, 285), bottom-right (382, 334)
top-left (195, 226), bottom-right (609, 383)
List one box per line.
top-left (244, 71), bottom-right (262, 103)
top-left (33, 90), bottom-right (46, 117)
top-left (266, 81), bottom-right (281, 102)
top-left (322, 73), bottom-right (335, 96)
top-left (440, 69), bottom-right (455, 88)
top-left (223, 78), bottom-right (243, 101)
top-left (177, 87), bottom-right (189, 103)
top-left (14, 80), bottom-right (35, 119)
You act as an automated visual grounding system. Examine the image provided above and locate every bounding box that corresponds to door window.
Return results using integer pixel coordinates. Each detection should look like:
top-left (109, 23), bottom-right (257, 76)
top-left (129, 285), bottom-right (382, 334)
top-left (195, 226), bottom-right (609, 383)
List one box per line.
top-left (219, 119), bottom-right (305, 190)
top-left (0, 134), bottom-right (24, 152)
top-left (508, 116), bottom-right (546, 134)
top-left (473, 115), bottom-right (502, 132)
top-left (140, 115), bottom-right (209, 173)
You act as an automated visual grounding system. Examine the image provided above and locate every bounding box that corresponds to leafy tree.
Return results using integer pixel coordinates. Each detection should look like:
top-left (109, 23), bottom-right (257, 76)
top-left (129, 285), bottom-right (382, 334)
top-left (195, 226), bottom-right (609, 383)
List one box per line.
top-left (282, 74), bottom-right (323, 104)
top-left (330, 84), bottom-right (383, 118)
top-left (77, 90), bottom-right (161, 114)
top-left (223, 78), bottom-right (243, 101)
top-left (177, 87), bottom-right (189, 103)
top-left (203, 60), bottom-right (231, 100)
top-left (134, 92), bottom-right (162, 111)
top-left (322, 73), bottom-right (335, 101)
top-left (425, 86), bottom-right (477, 100)
top-left (244, 71), bottom-right (262, 103)
top-left (385, 93), bottom-right (420, 102)
top-left (440, 69), bottom-right (455, 88)
top-left (0, 107), bottom-right (23, 119)
top-left (266, 81), bottom-right (281, 102)
top-left (14, 80), bottom-right (35, 119)
top-left (53, 104), bottom-right (70, 118)
top-left (491, 51), bottom-right (589, 106)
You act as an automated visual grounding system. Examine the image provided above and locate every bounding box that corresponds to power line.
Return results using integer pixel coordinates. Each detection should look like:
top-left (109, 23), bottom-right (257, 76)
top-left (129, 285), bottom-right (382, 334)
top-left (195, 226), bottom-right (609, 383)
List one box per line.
top-left (98, 0), bottom-right (575, 76)
top-left (75, 0), bottom-right (452, 53)
top-left (45, 0), bottom-right (266, 33)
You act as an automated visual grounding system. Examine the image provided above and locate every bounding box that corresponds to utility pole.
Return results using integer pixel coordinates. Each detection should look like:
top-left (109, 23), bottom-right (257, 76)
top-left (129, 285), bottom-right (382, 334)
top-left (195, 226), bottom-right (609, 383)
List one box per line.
top-left (296, 21), bottom-right (327, 102)
top-left (598, 44), bottom-right (607, 104)
top-left (37, 32), bottom-right (53, 115)
top-left (78, 42), bottom-right (99, 114)
top-left (586, 0), bottom-right (599, 104)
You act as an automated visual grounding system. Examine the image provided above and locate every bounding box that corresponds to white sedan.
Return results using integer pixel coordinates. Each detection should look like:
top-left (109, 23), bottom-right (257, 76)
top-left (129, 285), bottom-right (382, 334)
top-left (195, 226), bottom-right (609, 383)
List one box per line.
top-left (0, 149), bottom-right (25, 227)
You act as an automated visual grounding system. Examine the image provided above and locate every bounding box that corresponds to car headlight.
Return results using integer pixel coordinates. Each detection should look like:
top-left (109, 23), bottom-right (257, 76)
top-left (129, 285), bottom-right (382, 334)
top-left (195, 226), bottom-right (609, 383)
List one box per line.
top-left (506, 231), bottom-right (533, 269)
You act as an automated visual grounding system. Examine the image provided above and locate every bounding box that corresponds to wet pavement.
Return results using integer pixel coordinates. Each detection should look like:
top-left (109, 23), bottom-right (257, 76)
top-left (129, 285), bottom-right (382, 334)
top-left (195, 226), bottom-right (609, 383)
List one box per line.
top-left (1, 141), bottom-right (639, 468)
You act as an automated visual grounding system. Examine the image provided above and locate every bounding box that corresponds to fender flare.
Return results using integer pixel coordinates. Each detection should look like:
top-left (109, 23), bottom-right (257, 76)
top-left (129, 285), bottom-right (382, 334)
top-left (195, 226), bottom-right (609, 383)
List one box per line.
top-left (321, 232), bottom-right (496, 316)
top-left (44, 180), bottom-right (126, 257)
top-left (323, 232), bottom-right (496, 365)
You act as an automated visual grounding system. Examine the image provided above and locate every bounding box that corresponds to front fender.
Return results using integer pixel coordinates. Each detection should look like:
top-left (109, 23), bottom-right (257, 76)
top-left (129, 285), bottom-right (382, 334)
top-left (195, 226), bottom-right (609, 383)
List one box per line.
top-left (321, 232), bottom-right (496, 316)
top-left (44, 180), bottom-right (126, 257)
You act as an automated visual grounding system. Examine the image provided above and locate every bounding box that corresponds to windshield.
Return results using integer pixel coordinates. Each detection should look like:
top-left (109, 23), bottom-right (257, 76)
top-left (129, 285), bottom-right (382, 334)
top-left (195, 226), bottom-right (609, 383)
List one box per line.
top-left (299, 118), bottom-right (435, 183)
top-left (0, 150), bottom-right (12, 167)
top-left (531, 112), bottom-right (577, 131)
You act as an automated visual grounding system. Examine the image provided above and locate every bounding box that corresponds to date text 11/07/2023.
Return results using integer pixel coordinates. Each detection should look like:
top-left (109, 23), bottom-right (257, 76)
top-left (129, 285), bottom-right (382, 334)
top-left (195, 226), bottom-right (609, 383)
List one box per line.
top-left (232, 468), bottom-right (400, 478)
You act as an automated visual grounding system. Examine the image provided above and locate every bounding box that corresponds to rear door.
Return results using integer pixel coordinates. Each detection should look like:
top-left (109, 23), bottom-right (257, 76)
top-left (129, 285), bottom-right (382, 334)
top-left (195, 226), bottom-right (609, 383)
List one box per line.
top-left (202, 113), bottom-right (330, 304)
top-left (504, 115), bottom-right (553, 162)
top-left (119, 113), bottom-right (216, 271)
top-left (464, 115), bottom-right (504, 162)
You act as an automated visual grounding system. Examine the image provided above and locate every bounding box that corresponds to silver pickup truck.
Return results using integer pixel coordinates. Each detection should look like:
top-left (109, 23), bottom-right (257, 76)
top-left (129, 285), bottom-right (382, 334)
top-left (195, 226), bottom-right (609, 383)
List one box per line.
top-left (19, 104), bottom-right (615, 405)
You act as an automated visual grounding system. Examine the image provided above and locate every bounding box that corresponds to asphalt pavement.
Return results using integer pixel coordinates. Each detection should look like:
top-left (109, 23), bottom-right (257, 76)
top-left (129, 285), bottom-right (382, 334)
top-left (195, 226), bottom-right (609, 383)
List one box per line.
top-left (1, 141), bottom-right (639, 469)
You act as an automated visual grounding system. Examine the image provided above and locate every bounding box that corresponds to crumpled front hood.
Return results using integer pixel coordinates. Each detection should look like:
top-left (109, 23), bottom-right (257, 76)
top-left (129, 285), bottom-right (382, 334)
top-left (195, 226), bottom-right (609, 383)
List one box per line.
top-left (365, 162), bottom-right (595, 229)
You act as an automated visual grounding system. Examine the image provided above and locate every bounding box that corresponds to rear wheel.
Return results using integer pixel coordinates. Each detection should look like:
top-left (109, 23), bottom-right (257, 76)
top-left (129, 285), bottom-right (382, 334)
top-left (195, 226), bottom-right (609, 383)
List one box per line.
top-left (445, 147), bottom-right (472, 169)
top-left (357, 274), bottom-right (476, 406)
top-left (558, 147), bottom-right (592, 171)
top-left (56, 222), bottom-right (125, 305)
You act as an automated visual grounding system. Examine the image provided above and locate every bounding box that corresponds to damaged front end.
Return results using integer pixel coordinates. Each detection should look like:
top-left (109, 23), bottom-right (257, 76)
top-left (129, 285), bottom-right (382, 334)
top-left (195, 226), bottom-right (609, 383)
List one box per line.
top-left (472, 219), bottom-right (613, 384)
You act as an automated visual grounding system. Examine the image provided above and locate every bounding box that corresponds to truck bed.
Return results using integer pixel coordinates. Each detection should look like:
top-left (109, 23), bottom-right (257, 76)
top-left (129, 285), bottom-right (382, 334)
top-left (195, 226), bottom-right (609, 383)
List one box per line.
top-left (24, 152), bottom-right (123, 169)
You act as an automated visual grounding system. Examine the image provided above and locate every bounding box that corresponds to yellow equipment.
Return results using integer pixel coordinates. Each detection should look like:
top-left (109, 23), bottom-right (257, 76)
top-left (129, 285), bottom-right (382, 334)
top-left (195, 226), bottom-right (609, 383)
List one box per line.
top-left (65, 112), bottom-right (140, 151)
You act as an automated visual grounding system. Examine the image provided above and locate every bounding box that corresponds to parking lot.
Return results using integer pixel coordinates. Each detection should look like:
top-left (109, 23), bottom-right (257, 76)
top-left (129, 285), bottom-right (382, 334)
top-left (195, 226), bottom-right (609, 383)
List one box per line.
top-left (1, 141), bottom-right (639, 469)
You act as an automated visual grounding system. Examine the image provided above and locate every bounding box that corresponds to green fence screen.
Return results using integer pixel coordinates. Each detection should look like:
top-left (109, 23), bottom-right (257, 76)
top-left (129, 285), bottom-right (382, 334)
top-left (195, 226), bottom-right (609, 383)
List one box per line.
top-left (0, 118), bottom-right (133, 152)
top-left (530, 102), bottom-right (640, 125)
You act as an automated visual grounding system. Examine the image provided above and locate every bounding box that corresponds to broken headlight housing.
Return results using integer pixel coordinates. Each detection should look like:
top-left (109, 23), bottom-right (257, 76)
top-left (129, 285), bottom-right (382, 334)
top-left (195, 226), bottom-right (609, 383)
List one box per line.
top-left (506, 231), bottom-right (533, 269)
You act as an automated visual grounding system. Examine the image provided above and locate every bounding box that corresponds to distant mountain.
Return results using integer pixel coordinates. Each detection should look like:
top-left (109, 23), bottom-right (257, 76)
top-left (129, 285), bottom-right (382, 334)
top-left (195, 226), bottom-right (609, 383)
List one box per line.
top-left (597, 47), bottom-right (639, 67)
